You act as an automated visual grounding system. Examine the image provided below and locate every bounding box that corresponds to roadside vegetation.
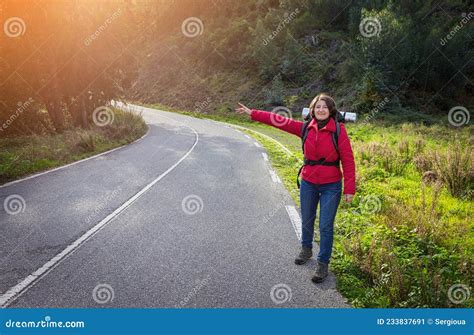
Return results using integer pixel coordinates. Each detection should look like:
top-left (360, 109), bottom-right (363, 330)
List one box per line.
top-left (0, 108), bottom-right (147, 185)
top-left (146, 102), bottom-right (473, 308)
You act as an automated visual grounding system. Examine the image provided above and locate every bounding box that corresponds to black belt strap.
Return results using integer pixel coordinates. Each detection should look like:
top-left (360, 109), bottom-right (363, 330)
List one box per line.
top-left (304, 158), bottom-right (340, 166)
top-left (297, 158), bottom-right (340, 189)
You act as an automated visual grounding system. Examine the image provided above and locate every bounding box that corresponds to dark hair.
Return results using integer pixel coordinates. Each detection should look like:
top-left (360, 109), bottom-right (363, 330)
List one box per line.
top-left (309, 93), bottom-right (338, 119)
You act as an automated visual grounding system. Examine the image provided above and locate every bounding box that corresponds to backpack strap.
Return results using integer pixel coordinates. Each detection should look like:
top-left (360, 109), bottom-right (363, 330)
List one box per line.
top-left (297, 121), bottom-right (311, 188)
top-left (296, 165), bottom-right (304, 189)
top-left (296, 119), bottom-right (340, 189)
top-left (300, 121), bottom-right (311, 154)
top-left (332, 120), bottom-right (340, 154)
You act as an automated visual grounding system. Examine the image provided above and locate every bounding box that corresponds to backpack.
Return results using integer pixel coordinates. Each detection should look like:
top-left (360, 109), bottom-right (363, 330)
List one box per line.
top-left (296, 116), bottom-right (341, 188)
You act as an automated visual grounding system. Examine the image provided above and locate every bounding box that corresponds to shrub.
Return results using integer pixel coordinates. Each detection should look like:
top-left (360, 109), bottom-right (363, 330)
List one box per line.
top-left (77, 133), bottom-right (96, 152)
top-left (432, 145), bottom-right (474, 199)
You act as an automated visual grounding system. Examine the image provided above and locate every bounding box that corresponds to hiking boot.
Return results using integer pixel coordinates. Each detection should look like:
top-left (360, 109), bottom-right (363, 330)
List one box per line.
top-left (311, 261), bottom-right (329, 283)
top-left (294, 247), bottom-right (312, 265)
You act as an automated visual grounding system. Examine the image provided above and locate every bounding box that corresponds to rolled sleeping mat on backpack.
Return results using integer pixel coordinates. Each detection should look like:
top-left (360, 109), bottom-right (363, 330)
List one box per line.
top-left (337, 111), bottom-right (357, 122)
top-left (302, 107), bottom-right (311, 121)
top-left (301, 107), bottom-right (357, 123)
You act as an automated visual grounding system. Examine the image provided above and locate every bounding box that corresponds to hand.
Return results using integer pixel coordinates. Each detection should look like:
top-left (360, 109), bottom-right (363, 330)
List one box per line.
top-left (235, 102), bottom-right (252, 115)
top-left (344, 194), bottom-right (354, 202)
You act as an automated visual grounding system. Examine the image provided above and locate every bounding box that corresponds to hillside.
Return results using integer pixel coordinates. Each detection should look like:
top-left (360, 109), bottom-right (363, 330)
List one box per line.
top-left (128, 0), bottom-right (473, 124)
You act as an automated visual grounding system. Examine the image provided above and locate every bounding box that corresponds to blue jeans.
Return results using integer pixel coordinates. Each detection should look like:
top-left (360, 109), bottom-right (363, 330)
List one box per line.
top-left (300, 179), bottom-right (342, 264)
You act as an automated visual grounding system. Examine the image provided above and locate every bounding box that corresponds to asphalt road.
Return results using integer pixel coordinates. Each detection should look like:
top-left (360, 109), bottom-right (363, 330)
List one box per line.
top-left (0, 103), bottom-right (350, 308)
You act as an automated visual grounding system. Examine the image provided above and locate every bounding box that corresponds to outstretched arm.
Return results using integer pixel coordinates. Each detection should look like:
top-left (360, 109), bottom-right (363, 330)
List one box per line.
top-left (235, 102), bottom-right (303, 137)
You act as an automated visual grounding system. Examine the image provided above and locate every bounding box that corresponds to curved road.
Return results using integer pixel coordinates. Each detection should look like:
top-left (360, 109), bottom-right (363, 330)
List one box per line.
top-left (0, 103), bottom-right (350, 308)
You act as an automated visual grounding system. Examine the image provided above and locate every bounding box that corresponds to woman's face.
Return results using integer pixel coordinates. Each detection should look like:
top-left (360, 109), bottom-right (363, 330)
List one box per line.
top-left (313, 100), bottom-right (330, 121)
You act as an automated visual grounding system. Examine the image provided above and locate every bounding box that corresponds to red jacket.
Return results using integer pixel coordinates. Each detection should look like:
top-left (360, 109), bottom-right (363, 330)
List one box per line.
top-left (250, 109), bottom-right (356, 195)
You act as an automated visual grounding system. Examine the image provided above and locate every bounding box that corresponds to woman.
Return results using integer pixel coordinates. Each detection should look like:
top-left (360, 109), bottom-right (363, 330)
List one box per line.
top-left (235, 93), bottom-right (356, 283)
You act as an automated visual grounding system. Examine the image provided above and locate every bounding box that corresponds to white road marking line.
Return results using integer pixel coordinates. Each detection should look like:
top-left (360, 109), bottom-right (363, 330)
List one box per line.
top-left (262, 153), bottom-right (268, 161)
top-left (269, 170), bottom-right (281, 183)
top-left (244, 134), bottom-right (251, 139)
top-left (0, 128), bottom-right (150, 189)
top-left (0, 112), bottom-right (199, 308)
top-left (212, 121), bottom-right (293, 156)
top-left (254, 142), bottom-right (262, 148)
top-left (285, 205), bottom-right (302, 241)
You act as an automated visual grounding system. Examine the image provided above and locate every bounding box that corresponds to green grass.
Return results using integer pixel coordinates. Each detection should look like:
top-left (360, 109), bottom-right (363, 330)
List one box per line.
top-left (143, 101), bottom-right (473, 308)
top-left (0, 108), bottom-right (148, 185)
